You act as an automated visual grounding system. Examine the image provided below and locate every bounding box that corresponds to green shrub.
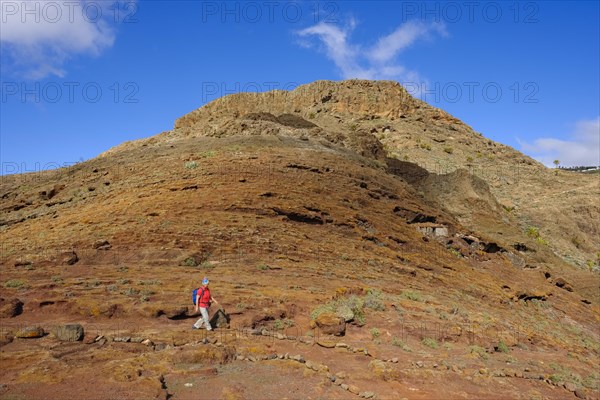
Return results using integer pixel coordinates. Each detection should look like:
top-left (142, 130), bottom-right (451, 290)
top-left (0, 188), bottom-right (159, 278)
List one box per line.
top-left (370, 328), bottom-right (380, 339)
top-left (443, 147), bottom-right (454, 154)
top-left (400, 290), bottom-right (423, 302)
top-left (469, 345), bottom-right (489, 360)
top-left (182, 257), bottom-right (198, 267)
top-left (4, 279), bottom-right (26, 289)
top-left (310, 294), bottom-right (366, 326)
top-left (184, 161), bottom-right (198, 169)
top-left (422, 337), bottom-right (438, 349)
top-left (273, 318), bottom-right (295, 330)
top-left (123, 287), bottom-right (140, 296)
top-left (364, 288), bottom-right (385, 311)
top-left (497, 341), bottom-right (510, 353)
top-left (392, 337), bottom-right (412, 351)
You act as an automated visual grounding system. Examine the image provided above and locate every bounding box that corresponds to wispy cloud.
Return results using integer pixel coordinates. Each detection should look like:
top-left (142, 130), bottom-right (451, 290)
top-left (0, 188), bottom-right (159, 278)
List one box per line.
top-left (0, 1), bottom-right (121, 79)
top-left (519, 117), bottom-right (600, 167)
top-left (296, 19), bottom-right (447, 83)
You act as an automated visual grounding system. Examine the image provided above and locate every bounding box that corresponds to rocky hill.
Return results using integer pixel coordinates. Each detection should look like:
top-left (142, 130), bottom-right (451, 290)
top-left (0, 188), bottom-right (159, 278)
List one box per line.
top-left (0, 80), bottom-right (598, 400)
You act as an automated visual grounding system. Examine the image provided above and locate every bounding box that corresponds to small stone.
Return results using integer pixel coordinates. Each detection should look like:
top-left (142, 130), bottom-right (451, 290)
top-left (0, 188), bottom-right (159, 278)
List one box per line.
top-left (247, 356), bottom-right (257, 362)
top-left (0, 298), bottom-right (24, 318)
top-left (154, 343), bottom-right (166, 351)
top-left (479, 368), bottom-right (488, 375)
top-left (236, 355), bottom-right (244, 361)
top-left (433, 363), bottom-right (438, 369)
top-left (340, 384), bottom-right (349, 391)
top-left (348, 385), bottom-right (360, 395)
top-left (416, 361), bottom-right (424, 368)
top-left (53, 324), bottom-right (84, 342)
top-left (305, 361), bottom-right (314, 369)
top-left (97, 338), bottom-right (107, 346)
top-left (292, 354), bottom-right (305, 363)
top-left (335, 342), bottom-right (349, 348)
top-left (564, 382), bottom-right (577, 392)
top-left (93, 239), bottom-right (111, 250)
top-left (451, 365), bottom-right (460, 373)
top-left (63, 251), bottom-right (79, 265)
top-left (330, 375), bottom-right (336, 382)
top-left (360, 392), bottom-right (375, 399)
top-left (317, 340), bottom-right (336, 348)
top-left (130, 337), bottom-right (144, 343)
top-left (391, 357), bottom-right (398, 363)
top-left (94, 335), bottom-right (105, 342)
top-left (278, 354), bottom-right (284, 359)
top-left (82, 334), bottom-right (97, 344)
top-left (574, 389), bottom-right (586, 399)
top-left (267, 354), bottom-right (278, 360)
top-left (184, 383), bottom-right (193, 388)
top-left (15, 326), bottom-right (45, 338)
top-left (275, 333), bottom-right (285, 340)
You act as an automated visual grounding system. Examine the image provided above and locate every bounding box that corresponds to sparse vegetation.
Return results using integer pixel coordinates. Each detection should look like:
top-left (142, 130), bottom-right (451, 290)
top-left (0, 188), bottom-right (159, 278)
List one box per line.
top-left (496, 341), bottom-right (510, 353)
top-left (421, 337), bottom-right (438, 349)
top-left (469, 345), bottom-right (489, 360)
top-left (400, 290), bottom-right (423, 302)
top-left (4, 279), bottom-right (26, 289)
top-left (184, 161), bottom-right (198, 169)
top-left (420, 142), bottom-right (432, 151)
top-left (370, 327), bottom-right (380, 339)
top-left (448, 248), bottom-right (462, 258)
top-left (364, 288), bottom-right (385, 311)
top-left (311, 294), bottom-right (366, 326)
top-left (443, 146), bottom-right (454, 154)
top-left (273, 318), bottom-right (295, 330)
top-left (392, 337), bottom-right (412, 351)
top-left (526, 226), bottom-right (549, 246)
top-left (466, 156), bottom-right (474, 162)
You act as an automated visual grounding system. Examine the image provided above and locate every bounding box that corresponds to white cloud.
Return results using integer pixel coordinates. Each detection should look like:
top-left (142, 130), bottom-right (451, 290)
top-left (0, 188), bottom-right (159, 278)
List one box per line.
top-left (296, 19), bottom-right (447, 84)
top-left (519, 117), bottom-right (600, 167)
top-left (0, 1), bottom-right (119, 79)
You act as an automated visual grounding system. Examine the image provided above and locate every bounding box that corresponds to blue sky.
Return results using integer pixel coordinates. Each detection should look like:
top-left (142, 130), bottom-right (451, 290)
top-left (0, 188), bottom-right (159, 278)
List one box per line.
top-left (1, 0), bottom-right (599, 174)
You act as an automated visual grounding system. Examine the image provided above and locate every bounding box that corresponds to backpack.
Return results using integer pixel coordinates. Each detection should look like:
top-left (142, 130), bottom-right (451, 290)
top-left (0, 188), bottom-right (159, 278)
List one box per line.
top-left (192, 287), bottom-right (206, 305)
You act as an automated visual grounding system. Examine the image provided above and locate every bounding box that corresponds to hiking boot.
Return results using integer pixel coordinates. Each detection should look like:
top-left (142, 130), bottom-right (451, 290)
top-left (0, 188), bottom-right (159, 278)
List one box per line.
top-left (192, 325), bottom-right (199, 330)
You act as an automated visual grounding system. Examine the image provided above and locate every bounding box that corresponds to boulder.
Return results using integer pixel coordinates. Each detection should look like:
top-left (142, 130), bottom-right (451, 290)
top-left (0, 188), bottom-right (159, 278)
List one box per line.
top-left (210, 308), bottom-right (230, 328)
top-left (93, 239), bottom-right (111, 250)
top-left (16, 326), bottom-right (45, 338)
top-left (314, 312), bottom-right (346, 336)
top-left (0, 298), bottom-right (23, 318)
top-left (63, 251), bottom-right (79, 265)
top-left (53, 324), bottom-right (84, 341)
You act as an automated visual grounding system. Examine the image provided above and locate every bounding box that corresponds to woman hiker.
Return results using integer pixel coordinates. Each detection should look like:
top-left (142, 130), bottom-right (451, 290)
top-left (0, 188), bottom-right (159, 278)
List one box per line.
top-left (192, 277), bottom-right (219, 331)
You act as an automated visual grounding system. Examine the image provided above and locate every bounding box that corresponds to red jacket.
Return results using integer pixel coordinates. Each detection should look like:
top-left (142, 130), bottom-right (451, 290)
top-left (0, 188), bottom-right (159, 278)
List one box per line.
top-left (197, 286), bottom-right (211, 308)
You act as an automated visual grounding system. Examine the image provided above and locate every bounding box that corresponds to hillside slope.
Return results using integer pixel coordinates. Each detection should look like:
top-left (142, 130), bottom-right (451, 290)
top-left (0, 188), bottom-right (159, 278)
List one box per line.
top-left (0, 80), bottom-right (598, 400)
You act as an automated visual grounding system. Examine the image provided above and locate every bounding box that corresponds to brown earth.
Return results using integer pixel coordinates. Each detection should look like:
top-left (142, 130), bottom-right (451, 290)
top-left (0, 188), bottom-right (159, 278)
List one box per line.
top-left (0, 80), bottom-right (598, 400)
